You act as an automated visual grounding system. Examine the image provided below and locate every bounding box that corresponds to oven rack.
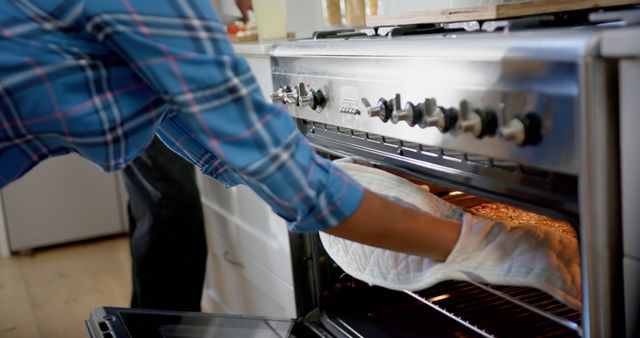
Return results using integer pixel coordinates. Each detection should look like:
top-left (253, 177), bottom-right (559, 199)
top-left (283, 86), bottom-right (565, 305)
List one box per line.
top-left (298, 119), bottom-right (579, 222)
top-left (404, 280), bottom-right (582, 338)
top-left (319, 272), bottom-right (583, 338)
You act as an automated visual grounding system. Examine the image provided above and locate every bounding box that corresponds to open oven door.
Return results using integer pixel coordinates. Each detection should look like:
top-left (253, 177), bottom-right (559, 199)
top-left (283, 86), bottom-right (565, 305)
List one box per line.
top-left (85, 307), bottom-right (295, 338)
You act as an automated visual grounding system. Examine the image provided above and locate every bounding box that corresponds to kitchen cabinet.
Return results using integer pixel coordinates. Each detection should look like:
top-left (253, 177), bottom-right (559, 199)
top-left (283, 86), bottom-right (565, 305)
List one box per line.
top-left (0, 154), bottom-right (127, 254)
top-left (197, 177), bottom-right (296, 318)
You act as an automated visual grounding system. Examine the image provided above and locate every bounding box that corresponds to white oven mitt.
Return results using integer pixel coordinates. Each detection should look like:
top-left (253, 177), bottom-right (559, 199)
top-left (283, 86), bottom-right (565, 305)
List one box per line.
top-left (320, 161), bottom-right (582, 309)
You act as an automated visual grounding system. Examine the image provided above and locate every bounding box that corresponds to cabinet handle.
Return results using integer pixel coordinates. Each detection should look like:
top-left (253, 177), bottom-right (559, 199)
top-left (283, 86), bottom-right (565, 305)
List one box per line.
top-left (223, 250), bottom-right (244, 268)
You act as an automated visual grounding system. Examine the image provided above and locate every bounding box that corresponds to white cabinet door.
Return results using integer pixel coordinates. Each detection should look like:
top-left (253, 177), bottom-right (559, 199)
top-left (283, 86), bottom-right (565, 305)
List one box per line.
top-left (197, 176), bottom-right (296, 318)
top-left (1, 154), bottom-right (125, 251)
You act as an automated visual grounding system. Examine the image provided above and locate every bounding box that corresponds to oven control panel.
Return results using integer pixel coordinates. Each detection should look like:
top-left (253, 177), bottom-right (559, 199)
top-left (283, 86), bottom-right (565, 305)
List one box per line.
top-left (271, 83), bottom-right (542, 146)
top-left (359, 94), bottom-right (541, 146)
top-left (270, 38), bottom-right (581, 175)
top-left (271, 85), bottom-right (546, 147)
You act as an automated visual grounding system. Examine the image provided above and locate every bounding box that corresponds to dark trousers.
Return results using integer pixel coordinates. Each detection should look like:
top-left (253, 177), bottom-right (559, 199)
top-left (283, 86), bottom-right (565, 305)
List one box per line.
top-left (123, 137), bottom-right (206, 311)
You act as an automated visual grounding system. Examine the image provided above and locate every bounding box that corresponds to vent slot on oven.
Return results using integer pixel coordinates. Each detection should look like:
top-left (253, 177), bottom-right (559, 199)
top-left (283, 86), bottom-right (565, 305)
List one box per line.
top-left (307, 120), bottom-right (559, 179)
top-left (300, 119), bottom-right (579, 224)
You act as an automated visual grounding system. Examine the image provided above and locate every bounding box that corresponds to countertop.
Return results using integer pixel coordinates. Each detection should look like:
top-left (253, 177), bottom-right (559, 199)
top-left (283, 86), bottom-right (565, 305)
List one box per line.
top-left (232, 35), bottom-right (306, 56)
top-left (233, 41), bottom-right (274, 55)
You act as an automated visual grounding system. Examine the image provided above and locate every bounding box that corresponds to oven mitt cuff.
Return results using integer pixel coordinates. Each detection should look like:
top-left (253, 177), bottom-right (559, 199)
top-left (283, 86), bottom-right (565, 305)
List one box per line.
top-left (320, 161), bottom-right (464, 289)
top-left (332, 161), bottom-right (464, 220)
top-left (439, 212), bottom-right (582, 310)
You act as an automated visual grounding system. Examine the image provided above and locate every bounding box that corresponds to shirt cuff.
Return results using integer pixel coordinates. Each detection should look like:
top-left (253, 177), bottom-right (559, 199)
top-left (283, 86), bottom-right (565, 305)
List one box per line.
top-left (286, 160), bottom-right (365, 233)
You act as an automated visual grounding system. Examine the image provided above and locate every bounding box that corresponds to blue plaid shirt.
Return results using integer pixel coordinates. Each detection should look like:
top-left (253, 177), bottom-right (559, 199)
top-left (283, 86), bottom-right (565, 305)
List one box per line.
top-left (0, 0), bottom-right (364, 232)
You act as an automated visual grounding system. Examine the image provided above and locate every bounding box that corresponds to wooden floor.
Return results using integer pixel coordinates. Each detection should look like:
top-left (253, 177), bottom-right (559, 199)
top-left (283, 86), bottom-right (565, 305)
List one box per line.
top-left (0, 236), bottom-right (131, 338)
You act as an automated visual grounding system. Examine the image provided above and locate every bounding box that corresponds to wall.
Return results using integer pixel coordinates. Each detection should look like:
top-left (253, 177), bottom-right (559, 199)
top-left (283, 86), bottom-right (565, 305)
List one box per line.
top-left (215, 0), bottom-right (519, 38)
top-left (286, 0), bottom-right (327, 38)
top-left (381, 0), bottom-right (520, 13)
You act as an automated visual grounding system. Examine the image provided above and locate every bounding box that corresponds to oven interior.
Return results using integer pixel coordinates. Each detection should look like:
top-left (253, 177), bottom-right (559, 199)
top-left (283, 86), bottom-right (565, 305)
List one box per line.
top-left (288, 120), bottom-right (583, 338)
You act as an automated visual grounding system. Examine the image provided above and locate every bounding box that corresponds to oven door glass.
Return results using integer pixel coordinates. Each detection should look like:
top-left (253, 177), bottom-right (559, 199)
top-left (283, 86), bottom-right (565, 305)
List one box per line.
top-left (88, 307), bottom-right (294, 338)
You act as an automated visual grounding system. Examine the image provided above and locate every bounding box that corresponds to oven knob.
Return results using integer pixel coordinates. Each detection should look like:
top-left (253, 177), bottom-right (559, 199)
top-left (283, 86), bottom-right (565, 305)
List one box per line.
top-left (457, 100), bottom-right (497, 138)
top-left (270, 88), bottom-right (286, 103)
top-left (283, 86), bottom-right (299, 105)
top-left (314, 90), bottom-right (327, 109)
top-left (418, 98), bottom-right (458, 132)
top-left (297, 83), bottom-right (326, 110)
top-left (361, 97), bottom-right (392, 122)
top-left (498, 113), bottom-right (542, 146)
top-left (390, 94), bottom-right (422, 126)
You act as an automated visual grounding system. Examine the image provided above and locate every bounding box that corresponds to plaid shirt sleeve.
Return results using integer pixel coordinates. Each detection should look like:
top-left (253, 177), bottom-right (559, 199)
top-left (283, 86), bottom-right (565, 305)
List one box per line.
top-left (81, 0), bottom-right (364, 232)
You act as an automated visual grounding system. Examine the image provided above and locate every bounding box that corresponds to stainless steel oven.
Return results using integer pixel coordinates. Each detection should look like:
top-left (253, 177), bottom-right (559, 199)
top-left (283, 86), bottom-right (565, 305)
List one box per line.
top-left (86, 8), bottom-right (640, 338)
top-left (276, 9), bottom-right (639, 338)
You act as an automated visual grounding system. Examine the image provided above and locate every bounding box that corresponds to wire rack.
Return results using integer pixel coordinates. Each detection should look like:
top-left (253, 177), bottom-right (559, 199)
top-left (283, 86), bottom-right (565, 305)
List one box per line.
top-left (405, 281), bottom-right (582, 338)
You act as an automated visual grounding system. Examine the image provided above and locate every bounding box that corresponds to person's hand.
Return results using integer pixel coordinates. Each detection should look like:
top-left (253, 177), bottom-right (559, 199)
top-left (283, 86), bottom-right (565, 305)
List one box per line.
top-left (235, 0), bottom-right (253, 23)
top-left (438, 212), bottom-right (582, 309)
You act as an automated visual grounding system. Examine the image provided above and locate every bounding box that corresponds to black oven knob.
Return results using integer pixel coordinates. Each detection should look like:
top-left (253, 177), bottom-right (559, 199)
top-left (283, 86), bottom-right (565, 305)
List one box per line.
top-left (297, 83), bottom-right (326, 110)
top-left (499, 113), bottom-right (542, 146)
top-left (313, 89), bottom-right (326, 110)
top-left (418, 98), bottom-right (458, 133)
top-left (390, 94), bottom-right (422, 126)
top-left (362, 97), bottom-right (392, 122)
top-left (457, 100), bottom-right (497, 138)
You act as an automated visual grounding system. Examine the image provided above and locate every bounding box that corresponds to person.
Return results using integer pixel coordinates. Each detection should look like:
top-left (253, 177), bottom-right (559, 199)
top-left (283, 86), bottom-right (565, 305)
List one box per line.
top-left (121, 0), bottom-right (254, 313)
top-left (123, 137), bottom-right (206, 311)
top-left (0, 0), bottom-right (463, 278)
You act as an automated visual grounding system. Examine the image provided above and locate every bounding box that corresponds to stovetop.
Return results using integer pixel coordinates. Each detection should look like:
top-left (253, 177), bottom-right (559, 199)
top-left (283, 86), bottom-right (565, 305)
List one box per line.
top-left (310, 6), bottom-right (640, 41)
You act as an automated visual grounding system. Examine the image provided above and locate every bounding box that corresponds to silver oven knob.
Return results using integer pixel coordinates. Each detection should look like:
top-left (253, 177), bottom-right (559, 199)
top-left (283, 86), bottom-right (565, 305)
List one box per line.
top-left (362, 97), bottom-right (391, 122)
top-left (418, 98), bottom-right (457, 132)
top-left (499, 118), bottom-right (526, 145)
top-left (270, 88), bottom-right (285, 103)
top-left (390, 94), bottom-right (422, 126)
top-left (498, 113), bottom-right (542, 146)
top-left (457, 100), bottom-right (481, 135)
top-left (456, 100), bottom-right (497, 138)
top-left (297, 83), bottom-right (326, 110)
top-left (298, 83), bottom-right (313, 107)
top-left (283, 87), bottom-right (298, 105)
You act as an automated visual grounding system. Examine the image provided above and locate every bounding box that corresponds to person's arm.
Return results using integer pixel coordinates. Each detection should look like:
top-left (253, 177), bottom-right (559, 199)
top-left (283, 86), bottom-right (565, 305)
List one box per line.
top-left (327, 190), bottom-right (461, 261)
top-left (235, 0), bottom-right (252, 23)
top-left (84, 1), bottom-right (461, 261)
